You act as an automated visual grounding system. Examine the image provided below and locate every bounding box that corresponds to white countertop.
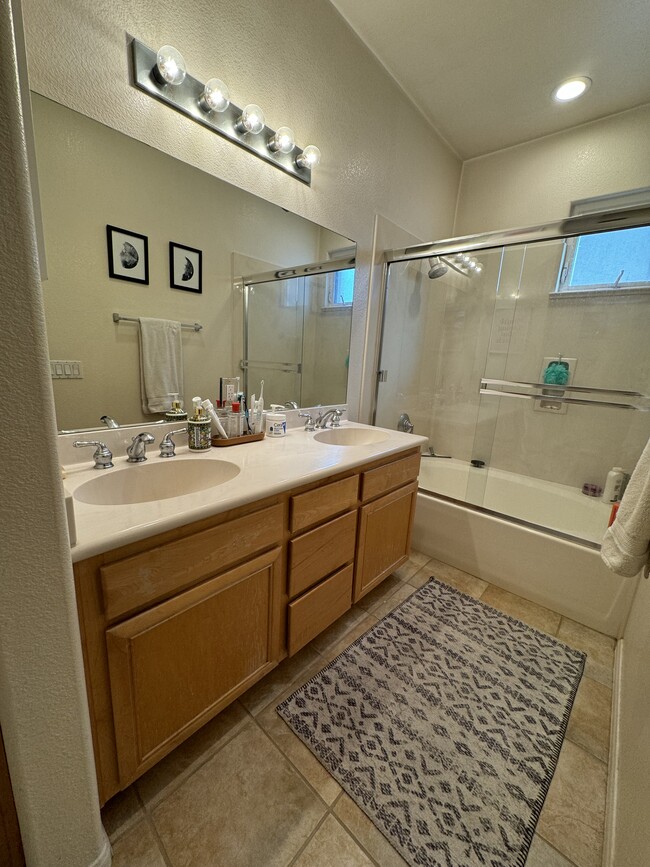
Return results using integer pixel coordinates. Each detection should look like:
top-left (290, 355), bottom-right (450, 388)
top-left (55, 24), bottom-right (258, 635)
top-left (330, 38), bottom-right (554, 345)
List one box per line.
top-left (62, 422), bottom-right (427, 562)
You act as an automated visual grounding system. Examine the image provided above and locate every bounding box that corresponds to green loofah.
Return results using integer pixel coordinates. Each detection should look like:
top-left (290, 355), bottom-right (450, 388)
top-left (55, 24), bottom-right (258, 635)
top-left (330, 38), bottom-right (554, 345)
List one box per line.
top-left (543, 362), bottom-right (569, 385)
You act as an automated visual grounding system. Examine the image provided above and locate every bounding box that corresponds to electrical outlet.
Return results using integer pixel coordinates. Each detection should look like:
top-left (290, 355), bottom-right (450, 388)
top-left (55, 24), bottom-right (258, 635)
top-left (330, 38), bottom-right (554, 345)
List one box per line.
top-left (50, 360), bottom-right (83, 379)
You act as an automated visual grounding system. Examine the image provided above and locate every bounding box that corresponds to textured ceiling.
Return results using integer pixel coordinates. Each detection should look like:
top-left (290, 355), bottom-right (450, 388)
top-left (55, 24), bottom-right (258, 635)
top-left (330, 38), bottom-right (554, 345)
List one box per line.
top-left (328, 0), bottom-right (650, 159)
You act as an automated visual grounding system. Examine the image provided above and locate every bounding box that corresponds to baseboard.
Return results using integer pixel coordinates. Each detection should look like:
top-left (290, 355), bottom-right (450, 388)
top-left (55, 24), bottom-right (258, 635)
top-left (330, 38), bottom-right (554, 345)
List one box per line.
top-left (602, 637), bottom-right (624, 867)
top-left (88, 831), bottom-right (112, 867)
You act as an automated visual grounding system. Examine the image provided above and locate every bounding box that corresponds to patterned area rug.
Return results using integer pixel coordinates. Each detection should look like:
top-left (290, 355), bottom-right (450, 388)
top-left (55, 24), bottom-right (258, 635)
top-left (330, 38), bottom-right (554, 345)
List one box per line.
top-left (277, 578), bottom-right (585, 867)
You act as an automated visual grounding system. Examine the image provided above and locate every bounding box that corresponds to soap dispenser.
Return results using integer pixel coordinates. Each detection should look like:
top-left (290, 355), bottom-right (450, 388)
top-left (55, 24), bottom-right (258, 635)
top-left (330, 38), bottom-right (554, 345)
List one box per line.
top-left (187, 396), bottom-right (212, 450)
top-left (165, 393), bottom-right (188, 421)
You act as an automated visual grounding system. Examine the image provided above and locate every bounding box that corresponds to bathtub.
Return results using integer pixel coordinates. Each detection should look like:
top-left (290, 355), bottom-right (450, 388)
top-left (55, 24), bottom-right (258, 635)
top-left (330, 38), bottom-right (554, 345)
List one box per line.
top-left (412, 458), bottom-right (639, 637)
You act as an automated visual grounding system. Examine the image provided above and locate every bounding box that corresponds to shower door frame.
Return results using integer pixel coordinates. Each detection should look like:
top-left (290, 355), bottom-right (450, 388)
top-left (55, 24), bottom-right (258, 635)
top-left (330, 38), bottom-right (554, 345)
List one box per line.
top-left (373, 203), bottom-right (650, 425)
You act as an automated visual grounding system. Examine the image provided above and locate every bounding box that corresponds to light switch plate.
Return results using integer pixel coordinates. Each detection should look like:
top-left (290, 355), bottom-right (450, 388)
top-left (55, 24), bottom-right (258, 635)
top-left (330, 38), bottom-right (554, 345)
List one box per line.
top-left (50, 360), bottom-right (83, 379)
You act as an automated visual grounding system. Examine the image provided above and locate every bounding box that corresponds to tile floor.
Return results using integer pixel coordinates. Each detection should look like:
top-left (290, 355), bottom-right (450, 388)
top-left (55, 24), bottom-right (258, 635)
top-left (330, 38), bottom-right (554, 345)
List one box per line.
top-left (102, 552), bottom-right (614, 867)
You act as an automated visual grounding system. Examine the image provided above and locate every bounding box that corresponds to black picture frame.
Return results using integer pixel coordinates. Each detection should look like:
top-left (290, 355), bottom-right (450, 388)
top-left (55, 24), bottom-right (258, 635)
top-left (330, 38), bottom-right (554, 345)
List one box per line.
top-left (106, 225), bottom-right (149, 284)
top-left (169, 242), bottom-right (202, 293)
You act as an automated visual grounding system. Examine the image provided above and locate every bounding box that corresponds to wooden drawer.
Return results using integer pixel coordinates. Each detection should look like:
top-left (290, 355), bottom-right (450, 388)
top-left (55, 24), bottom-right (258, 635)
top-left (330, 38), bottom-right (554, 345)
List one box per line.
top-left (100, 504), bottom-right (283, 621)
top-left (361, 453), bottom-right (420, 502)
top-left (288, 563), bottom-right (353, 656)
top-left (288, 510), bottom-right (357, 599)
top-left (106, 548), bottom-right (283, 785)
top-left (290, 475), bottom-right (359, 533)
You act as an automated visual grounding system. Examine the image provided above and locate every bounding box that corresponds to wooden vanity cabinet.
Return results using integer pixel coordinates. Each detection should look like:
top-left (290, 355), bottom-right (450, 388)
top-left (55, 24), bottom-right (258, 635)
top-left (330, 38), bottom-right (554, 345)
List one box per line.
top-left (73, 447), bottom-right (420, 803)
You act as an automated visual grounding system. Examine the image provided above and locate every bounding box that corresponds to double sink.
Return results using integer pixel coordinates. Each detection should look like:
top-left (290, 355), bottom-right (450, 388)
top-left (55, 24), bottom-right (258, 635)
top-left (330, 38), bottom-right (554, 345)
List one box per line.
top-left (73, 425), bottom-right (391, 507)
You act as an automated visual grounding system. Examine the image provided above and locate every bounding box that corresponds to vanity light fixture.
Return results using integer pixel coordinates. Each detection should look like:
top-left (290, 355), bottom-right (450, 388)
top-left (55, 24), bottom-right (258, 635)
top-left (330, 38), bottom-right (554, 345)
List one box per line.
top-left (268, 126), bottom-right (295, 154)
top-left (200, 78), bottom-right (230, 113)
top-left (295, 145), bottom-right (321, 169)
top-left (154, 45), bottom-right (187, 86)
top-left (235, 104), bottom-right (266, 135)
top-left (553, 76), bottom-right (591, 102)
top-left (130, 37), bottom-right (319, 184)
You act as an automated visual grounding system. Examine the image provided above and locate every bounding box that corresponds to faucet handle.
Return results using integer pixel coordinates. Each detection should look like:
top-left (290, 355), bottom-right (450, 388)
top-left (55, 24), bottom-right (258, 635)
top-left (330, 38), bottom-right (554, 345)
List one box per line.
top-left (159, 428), bottom-right (187, 458)
top-left (298, 412), bottom-right (315, 432)
top-left (73, 440), bottom-right (114, 469)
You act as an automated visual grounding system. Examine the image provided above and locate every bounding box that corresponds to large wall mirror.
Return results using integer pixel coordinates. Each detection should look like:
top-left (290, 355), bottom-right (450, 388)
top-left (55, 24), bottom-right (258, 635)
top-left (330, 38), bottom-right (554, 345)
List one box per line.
top-left (32, 94), bottom-right (355, 431)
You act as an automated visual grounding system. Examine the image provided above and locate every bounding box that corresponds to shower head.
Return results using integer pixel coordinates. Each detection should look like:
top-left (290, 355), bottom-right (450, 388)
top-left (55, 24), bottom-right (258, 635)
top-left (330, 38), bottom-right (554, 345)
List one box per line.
top-left (427, 257), bottom-right (448, 279)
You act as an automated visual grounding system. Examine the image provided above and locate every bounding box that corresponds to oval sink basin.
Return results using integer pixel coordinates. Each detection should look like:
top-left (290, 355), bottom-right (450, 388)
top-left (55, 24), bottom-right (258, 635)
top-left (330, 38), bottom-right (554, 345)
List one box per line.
top-left (74, 459), bottom-right (240, 506)
top-left (313, 427), bottom-right (390, 446)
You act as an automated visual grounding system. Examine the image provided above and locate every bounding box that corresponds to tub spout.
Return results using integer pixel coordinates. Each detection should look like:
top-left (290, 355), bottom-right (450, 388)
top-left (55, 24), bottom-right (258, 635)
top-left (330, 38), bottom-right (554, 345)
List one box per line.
top-left (421, 446), bottom-right (452, 458)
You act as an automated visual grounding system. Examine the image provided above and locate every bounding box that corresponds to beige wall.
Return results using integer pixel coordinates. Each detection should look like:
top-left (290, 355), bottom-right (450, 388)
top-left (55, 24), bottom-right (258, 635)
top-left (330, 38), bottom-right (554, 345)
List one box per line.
top-left (454, 103), bottom-right (650, 234)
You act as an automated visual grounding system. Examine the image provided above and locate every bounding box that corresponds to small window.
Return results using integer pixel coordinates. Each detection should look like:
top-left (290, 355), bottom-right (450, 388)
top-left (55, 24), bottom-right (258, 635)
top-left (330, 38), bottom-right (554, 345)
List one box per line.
top-left (556, 189), bottom-right (650, 294)
top-left (323, 246), bottom-right (355, 308)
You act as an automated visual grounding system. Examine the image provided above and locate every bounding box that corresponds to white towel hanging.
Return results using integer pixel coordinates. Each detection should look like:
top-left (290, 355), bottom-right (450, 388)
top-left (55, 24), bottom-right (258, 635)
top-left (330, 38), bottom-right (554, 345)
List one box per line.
top-left (138, 317), bottom-right (184, 414)
top-left (601, 436), bottom-right (650, 577)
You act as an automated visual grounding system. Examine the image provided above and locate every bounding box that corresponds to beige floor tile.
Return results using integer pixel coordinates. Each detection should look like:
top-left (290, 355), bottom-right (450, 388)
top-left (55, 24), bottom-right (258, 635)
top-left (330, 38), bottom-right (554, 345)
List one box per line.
top-left (537, 740), bottom-right (607, 867)
top-left (426, 558), bottom-right (488, 598)
top-left (257, 704), bottom-right (342, 805)
top-left (370, 582), bottom-right (416, 620)
top-left (136, 700), bottom-right (248, 806)
top-left (525, 834), bottom-right (576, 866)
top-left (239, 644), bottom-right (323, 716)
top-left (566, 675), bottom-right (611, 763)
top-left (392, 558), bottom-right (425, 583)
top-left (479, 584), bottom-right (561, 635)
top-left (151, 724), bottom-right (325, 867)
top-left (293, 814), bottom-right (375, 866)
top-left (101, 785), bottom-right (143, 842)
top-left (355, 574), bottom-right (403, 614)
top-left (110, 819), bottom-right (167, 867)
top-left (309, 606), bottom-right (369, 657)
top-left (405, 565), bottom-right (433, 589)
top-left (320, 613), bottom-right (377, 662)
top-left (557, 618), bottom-right (616, 687)
top-left (334, 793), bottom-right (409, 867)
top-left (407, 550), bottom-right (431, 567)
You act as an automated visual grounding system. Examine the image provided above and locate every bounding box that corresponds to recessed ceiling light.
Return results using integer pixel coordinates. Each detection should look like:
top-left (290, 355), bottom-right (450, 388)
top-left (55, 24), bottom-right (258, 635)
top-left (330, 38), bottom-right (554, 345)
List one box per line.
top-left (553, 77), bottom-right (592, 102)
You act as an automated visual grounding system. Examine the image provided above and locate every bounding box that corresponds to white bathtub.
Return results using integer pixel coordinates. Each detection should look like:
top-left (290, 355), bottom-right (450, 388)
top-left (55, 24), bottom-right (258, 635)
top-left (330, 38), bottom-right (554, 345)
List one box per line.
top-left (412, 458), bottom-right (638, 637)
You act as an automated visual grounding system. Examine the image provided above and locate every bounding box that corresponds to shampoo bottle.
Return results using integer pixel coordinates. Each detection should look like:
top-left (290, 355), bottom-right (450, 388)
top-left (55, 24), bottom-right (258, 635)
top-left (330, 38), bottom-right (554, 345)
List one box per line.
top-left (188, 397), bottom-right (212, 451)
top-left (603, 467), bottom-right (626, 502)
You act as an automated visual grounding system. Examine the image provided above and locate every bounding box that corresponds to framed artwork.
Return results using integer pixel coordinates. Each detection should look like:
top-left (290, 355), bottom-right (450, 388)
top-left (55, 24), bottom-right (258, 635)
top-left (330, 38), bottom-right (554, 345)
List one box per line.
top-left (106, 225), bottom-right (149, 284)
top-left (169, 242), bottom-right (202, 293)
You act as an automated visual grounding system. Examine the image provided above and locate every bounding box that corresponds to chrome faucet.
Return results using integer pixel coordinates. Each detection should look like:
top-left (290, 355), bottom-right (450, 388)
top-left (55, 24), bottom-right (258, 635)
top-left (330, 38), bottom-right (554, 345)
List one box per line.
top-left (315, 409), bottom-right (343, 429)
top-left (159, 428), bottom-right (187, 458)
top-left (397, 413), bottom-right (414, 434)
top-left (100, 415), bottom-right (120, 429)
top-left (299, 411), bottom-right (315, 431)
top-left (285, 401), bottom-right (299, 409)
top-left (126, 432), bottom-right (155, 462)
top-left (73, 440), bottom-right (114, 469)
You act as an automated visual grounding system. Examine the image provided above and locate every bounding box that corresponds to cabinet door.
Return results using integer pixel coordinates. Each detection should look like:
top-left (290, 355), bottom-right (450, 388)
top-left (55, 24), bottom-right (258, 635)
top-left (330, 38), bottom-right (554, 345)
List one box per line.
top-left (354, 482), bottom-right (418, 602)
top-left (106, 548), bottom-right (282, 786)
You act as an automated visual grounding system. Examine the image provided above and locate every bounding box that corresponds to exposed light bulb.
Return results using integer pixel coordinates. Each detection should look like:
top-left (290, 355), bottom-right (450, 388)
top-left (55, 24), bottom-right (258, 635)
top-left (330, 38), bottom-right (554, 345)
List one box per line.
top-left (268, 126), bottom-right (295, 154)
top-left (296, 145), bottom-right (321, 169)
top-left (201, 78), bottom-right (230, 112)
top-left (236, 104), bottom-right (266, 134)
top-left (154, 45), bottom-right (187, 86)
top-left (553, 76), bottom-right (591, 102)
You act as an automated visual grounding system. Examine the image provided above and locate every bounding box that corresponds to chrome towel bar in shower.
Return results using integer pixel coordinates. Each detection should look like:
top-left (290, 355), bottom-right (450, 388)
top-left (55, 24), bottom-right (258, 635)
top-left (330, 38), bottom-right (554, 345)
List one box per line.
top-left (479, 379), bottom-right (650, 411)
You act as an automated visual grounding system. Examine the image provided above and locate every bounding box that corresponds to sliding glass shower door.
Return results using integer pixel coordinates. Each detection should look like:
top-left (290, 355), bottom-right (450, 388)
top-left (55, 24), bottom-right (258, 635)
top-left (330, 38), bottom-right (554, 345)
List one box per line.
top-left (376, 215), bottom-right (650, 545)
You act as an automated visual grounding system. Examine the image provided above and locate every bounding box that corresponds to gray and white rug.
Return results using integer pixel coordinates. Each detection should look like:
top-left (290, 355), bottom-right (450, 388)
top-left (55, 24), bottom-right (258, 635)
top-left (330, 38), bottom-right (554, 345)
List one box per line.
top-left (277, 578), bottom-right (585, 867)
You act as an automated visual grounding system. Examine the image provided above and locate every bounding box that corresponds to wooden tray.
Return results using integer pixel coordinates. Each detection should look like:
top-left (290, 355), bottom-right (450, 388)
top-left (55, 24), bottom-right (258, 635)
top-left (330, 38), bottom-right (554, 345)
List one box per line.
top-left (211, 431), bottom-right (265, 447)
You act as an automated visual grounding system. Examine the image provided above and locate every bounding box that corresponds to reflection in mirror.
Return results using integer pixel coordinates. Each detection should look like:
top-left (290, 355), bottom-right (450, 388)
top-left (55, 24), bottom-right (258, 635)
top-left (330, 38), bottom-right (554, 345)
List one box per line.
top-left (32, 94), bottom-right (355, 431)
top-left (242, 253), bottom-right (354, 408)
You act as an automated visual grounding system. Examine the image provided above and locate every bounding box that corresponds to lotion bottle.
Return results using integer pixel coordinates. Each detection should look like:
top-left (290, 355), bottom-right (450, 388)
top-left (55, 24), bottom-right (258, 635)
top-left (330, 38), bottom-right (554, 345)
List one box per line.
top-left (265, 405), bottom-right (287, 438)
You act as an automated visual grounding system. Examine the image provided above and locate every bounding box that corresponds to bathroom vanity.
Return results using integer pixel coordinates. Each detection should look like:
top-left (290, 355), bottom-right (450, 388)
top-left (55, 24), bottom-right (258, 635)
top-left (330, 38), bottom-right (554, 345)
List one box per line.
top-left (63, 423), bottom-right (424, 803)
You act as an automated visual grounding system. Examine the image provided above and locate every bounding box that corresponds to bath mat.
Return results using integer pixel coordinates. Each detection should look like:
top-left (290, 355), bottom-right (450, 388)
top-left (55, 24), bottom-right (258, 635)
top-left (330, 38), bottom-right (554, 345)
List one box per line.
top-left (277, 578), bottom-right (585, 867)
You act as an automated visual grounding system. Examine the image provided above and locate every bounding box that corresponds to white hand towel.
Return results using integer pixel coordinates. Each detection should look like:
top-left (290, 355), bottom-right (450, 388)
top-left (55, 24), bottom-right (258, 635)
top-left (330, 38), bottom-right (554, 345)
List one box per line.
top-left (601, 436), bottom-right (650, 577)
top-left (138, 317), bottom-right (184, 414)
